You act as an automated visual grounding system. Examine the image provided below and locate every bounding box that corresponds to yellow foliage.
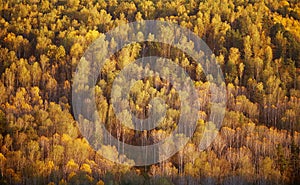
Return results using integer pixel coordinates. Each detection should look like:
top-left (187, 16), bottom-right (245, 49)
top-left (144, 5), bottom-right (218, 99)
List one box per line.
top-left (80, 163), bottom-right (92, 174)
top-left (272, 13), bottom-right (300, 42)
top-left (86, 30), bottom-right (100, 44)
top-left (279, 1), bottom-right (289, 7)
top-left (0, 153), bottom-right (6, 163)
top-left (66, 159), bottom-right (79, 172)
top-left (46, 161), bottom-right (55, 171)
top-left (59, 179), bottom-right (67, 185)
top-left (61, 133), bottom-right (72, 144)
top-left (184, 162), bottom-right (198, 177)
top-left (70, 43), bottom-right (83, 58)
top-left (67, 172), bottom-right (77, 181)
top-left (96, 180), bottom-right (105, 185)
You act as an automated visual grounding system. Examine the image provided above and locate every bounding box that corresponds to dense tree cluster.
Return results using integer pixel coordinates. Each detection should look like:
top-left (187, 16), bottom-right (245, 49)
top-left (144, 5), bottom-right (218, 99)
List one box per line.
top-left (0, 0), bottom-right (299, 185)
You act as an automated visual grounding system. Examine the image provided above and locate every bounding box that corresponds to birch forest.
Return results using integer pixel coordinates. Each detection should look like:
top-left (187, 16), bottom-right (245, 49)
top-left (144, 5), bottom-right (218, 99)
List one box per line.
top-left (0, 0), bottom-right (300, 184)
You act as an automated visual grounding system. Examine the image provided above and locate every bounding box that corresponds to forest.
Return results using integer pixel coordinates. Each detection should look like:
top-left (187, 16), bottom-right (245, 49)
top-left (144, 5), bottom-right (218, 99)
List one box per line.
top-left (0, 0), bottom-right (300, 184)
